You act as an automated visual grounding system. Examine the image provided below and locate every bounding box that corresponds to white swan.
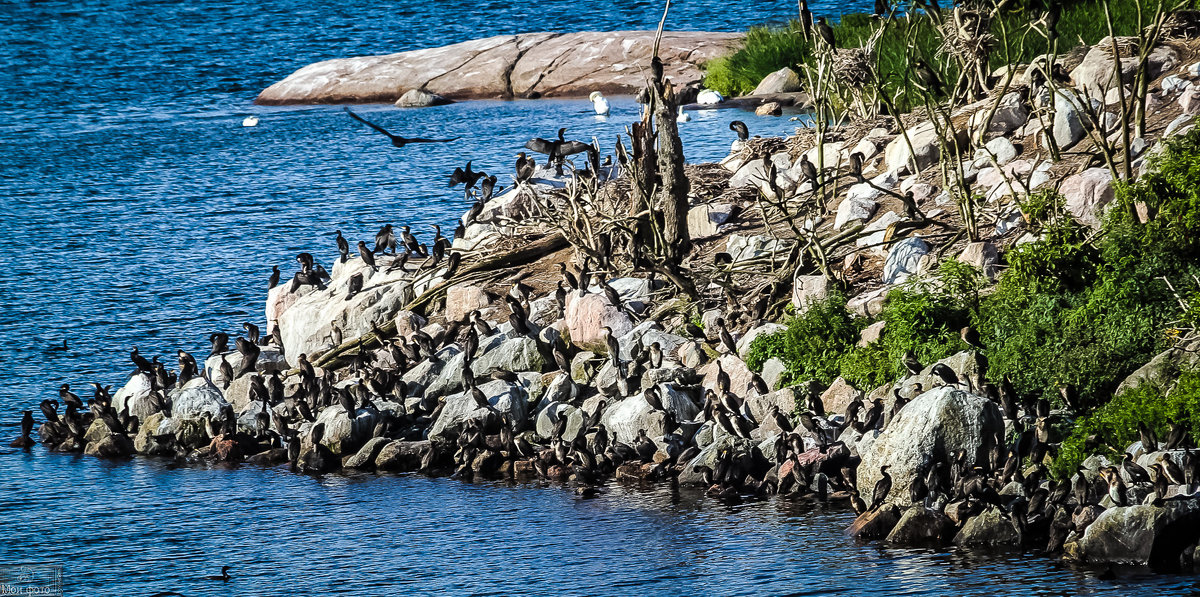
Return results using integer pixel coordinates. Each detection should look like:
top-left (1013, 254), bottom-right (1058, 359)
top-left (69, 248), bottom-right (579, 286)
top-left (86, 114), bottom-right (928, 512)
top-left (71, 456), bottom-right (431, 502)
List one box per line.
top-left (242, 116), bottom-right (259, 127)
top-left (676, 107), bottom-right (691, 123)
top-left (696, 89), bottom-right (724, 105)
top-left (589, 91), bottom-right (611, 116)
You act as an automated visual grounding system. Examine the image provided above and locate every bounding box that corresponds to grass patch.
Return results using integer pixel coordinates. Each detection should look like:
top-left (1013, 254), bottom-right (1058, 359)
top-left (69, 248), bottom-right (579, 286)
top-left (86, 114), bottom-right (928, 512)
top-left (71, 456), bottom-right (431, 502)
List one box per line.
top-left (704, 0), bottom-right (1170, 104)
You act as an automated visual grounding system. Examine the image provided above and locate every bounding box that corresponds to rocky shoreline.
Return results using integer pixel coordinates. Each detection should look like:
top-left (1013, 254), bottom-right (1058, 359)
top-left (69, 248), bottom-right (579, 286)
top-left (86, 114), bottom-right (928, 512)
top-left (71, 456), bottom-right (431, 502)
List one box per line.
top-left (256, 31), bottom-right (742, 105)
top-left (23, 27), bottom-right (1200, 578)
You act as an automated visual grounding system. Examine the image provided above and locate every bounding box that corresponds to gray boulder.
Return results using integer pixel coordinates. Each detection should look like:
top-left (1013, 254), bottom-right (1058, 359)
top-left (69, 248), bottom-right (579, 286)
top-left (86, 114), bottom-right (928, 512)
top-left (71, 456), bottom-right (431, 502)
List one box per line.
top-left (969, 91), bottom-right (1028, 135)
top-left (535, 402), bottom-right (585, 442)
top-left (204, 347), bottom-right (288, 389)
top-left (344, 436), bottom-right (392, 469)
top-left (428, 379), bottom-right (528, 441)
top-left (112, 373), bottom-right (160, 419)
top-left (847, 504), bottom-right (902, 540)
top-left (1063, 499), bottom-right (1200, 566)
top-left (394, 88), bottom-right (451, 107)
top-left (169, 377), bottom-right (230, 420)
top-left (275, 256), bottom-right (418, 361)
top-left (744, 387), bottom-right (800, 427)
top-left (1048, 89), bottom-right (1095, 151)
top-left (1062, 167), bottom-right (1115, 229)
top-left (1070, 38), bottom-right (1176, 100)
top-left (601, 384), bottom-right (699, 444)
top-left (375, 440), bottom-right (430, 471)
top-left (792, 274), bottom-right (830, 312)
top-left (312, 404), bottom-right (379, 455)
top-left (882, 236), bottom-right (931, 284)
top-left (752, 67), bottom-right (802, 95)
top-left (954, 508), bottom-right (1021, 547)
top-left (858, 386), bottom-right (1004, 508)
top-left (470, 335), bottom-right (546, 375)
top-left (678, 434), bottom-right (759, 485)
top-left (538, 372), bottom-right (578, 409)
top-left (887, 506), bottom-right (955, 546)
top-left (884, 119), bottom-right (968, 173)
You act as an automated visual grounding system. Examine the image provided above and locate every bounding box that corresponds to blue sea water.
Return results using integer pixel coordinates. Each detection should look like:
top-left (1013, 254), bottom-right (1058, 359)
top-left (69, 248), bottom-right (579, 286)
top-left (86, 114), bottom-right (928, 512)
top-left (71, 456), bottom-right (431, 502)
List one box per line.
top-left (1, 1), bottom-right (1198, 595)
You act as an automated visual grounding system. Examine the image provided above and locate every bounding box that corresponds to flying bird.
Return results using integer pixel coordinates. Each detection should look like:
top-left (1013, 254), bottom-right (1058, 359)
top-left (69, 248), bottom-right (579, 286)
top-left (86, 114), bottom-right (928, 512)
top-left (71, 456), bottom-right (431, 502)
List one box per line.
top-left (344, 108), bottom-right (459, 148)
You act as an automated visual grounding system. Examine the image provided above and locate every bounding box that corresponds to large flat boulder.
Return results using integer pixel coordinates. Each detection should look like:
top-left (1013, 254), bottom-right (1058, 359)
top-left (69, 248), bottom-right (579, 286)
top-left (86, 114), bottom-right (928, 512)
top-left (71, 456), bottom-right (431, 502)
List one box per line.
top-left (257, 31), bottom-right (742, 104)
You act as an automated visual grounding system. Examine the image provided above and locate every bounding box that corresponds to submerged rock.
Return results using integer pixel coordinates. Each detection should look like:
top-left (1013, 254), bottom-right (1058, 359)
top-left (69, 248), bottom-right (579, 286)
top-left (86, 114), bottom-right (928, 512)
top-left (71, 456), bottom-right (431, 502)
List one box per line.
top-left (394, 88), bottom-right (450, 108)
top-left (887, 506), bottom-right (955, 546)
top-left (848, 504), bottom-right (902, 540)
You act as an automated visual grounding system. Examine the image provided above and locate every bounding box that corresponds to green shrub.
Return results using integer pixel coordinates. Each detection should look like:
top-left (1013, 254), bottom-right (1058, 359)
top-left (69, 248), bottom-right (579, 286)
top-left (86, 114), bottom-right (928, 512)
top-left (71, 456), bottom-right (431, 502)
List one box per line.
top-left (1054, 369), bottom-right (1200, 477)
top-left (976, 130), bottom-right (1200, 412)
top-left (745, 292), bottom-right (862, 385)
top-left (749, 263), bottom-right (978, 391)
top-left (839, 275), bottom-right (973, 390)
top-left (704, 22), bottom-right (813, 97)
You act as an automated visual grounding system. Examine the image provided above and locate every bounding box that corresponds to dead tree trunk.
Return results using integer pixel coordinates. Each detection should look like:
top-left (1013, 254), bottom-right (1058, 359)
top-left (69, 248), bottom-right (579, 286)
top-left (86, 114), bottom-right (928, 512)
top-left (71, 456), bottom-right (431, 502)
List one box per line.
top-left (652, 80), bottom-right (690, 260)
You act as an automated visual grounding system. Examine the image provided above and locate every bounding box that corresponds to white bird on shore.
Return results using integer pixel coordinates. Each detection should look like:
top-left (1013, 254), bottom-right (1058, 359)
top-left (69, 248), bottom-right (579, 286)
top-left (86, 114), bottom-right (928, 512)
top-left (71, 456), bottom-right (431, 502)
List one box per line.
top-left (697, 89), bottom-right (724, 105)
top-left (242, 116), bottom-right (259, 127)
top-left (676, 107), bottom-right (691, 123)
top-left (589, 91), bottom-right (611, 116)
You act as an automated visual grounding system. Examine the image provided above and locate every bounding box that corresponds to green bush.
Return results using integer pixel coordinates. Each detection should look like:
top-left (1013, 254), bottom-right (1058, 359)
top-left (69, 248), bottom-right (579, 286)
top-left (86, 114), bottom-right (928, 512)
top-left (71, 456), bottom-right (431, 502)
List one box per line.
top-left (748, 263), bottom-right (978, 391)
top-left (1054, 369), bottom-right (1200, 477)
top-left (839, 270), bottom-right (974, 389)
top-left (745, 292), bottom-right (862, 386)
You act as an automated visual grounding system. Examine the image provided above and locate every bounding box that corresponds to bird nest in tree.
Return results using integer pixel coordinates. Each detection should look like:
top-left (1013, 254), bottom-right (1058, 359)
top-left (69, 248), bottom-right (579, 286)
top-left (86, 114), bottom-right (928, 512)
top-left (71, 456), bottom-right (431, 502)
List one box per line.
top-left (832, 48), bottom-right (873, 88)
top-left (938, 10), bottom-right (995, 64)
